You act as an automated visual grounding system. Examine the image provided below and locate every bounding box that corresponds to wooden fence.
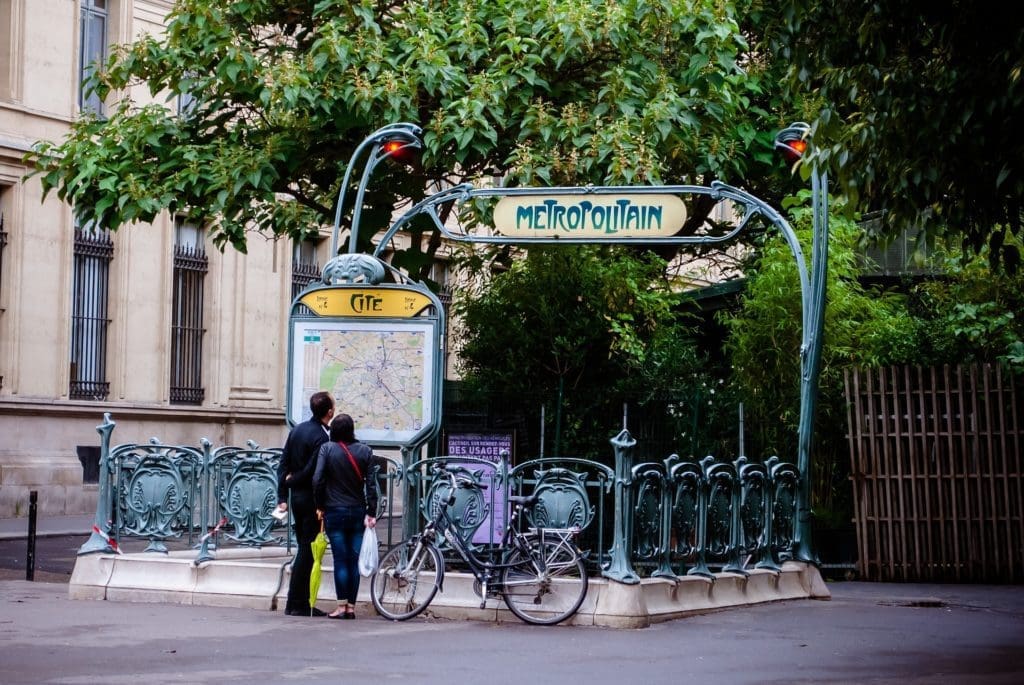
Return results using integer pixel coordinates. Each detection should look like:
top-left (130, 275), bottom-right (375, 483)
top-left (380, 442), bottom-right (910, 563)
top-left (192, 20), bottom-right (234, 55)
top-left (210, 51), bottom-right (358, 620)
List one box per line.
top-left (844, 363), bottom-right (1024, 582)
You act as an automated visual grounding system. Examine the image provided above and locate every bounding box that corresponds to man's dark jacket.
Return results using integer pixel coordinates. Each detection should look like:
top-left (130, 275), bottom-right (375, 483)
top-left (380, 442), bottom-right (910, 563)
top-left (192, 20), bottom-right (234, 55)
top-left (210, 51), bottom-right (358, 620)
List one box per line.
top-left (277, 417), bottom-right (328, 504)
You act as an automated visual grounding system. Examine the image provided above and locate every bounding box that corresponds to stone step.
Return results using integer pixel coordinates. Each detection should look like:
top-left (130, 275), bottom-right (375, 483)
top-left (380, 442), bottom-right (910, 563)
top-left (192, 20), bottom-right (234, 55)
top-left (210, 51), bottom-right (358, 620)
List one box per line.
top-left (69, 547), bottom-right (829, 628)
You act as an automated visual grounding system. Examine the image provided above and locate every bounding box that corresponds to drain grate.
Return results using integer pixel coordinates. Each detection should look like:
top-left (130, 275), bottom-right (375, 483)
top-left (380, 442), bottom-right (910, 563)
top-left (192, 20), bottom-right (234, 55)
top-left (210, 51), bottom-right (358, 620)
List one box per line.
top-left (877, 598), bottom-right (946, 608)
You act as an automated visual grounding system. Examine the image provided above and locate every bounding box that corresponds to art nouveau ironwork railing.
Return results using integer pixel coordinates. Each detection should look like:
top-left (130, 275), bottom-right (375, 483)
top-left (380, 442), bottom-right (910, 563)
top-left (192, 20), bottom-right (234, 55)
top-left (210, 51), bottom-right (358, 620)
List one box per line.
top-left (387, 430), bottom-right (801, 583)
top-left (81, 414), bottom-right (801, 583)
top-left (79, 414), bottom-right (292, 561)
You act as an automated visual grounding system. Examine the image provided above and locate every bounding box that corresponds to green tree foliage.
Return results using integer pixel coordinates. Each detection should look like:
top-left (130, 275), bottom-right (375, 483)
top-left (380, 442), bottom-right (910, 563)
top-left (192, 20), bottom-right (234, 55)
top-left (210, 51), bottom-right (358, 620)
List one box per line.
top-left (761, 0), bottom-right (1024, 271)
top-left (905, 240), bottom-right (1024, 372)
top-left (724, 194), bottom-right (916, 519)
top-left (455, 246), bottom-right (708, 456)
top-left (28, 0), bottom-right (779, 266)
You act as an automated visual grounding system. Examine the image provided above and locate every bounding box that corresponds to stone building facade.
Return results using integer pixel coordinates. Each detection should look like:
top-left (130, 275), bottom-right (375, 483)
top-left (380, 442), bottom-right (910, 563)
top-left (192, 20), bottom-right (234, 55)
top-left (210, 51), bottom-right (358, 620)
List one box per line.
top-left (0, 1), bottom-right (324, 517)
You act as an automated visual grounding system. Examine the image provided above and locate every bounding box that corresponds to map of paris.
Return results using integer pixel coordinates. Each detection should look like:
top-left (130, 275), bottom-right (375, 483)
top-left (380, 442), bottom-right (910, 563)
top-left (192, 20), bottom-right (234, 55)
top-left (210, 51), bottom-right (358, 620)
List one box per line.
top-left (290, 322), bottom-right (434, 443)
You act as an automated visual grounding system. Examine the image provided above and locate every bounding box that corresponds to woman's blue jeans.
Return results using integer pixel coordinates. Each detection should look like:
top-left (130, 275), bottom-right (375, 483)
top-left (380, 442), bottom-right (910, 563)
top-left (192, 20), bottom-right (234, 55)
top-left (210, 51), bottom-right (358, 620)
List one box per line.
top-left (324, 505), bottom-right (366, 604)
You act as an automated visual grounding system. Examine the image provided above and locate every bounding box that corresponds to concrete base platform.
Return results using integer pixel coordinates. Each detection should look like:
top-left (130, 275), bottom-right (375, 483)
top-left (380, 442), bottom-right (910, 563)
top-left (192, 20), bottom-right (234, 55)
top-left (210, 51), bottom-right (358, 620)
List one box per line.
top-left (70, 548), bottom-right (830, 627)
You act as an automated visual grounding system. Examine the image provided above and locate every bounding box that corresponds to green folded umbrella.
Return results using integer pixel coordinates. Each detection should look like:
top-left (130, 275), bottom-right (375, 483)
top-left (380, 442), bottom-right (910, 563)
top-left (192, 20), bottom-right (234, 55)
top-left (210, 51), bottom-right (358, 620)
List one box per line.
top-left (310, 521), bottom-right (328, 610)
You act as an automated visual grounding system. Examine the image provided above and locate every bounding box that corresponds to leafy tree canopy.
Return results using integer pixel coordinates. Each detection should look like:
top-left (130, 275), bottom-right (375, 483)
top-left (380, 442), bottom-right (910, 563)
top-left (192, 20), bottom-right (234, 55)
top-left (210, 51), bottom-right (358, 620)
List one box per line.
top-left (906, 236), bottom-right (1024, 371)
top-left (725, 193), bottom-right (917, 457)
top-left (454, 245), bottom-right (709, 455)
top-left (762, 0), bottom-right (1024, 271)
top-left (29, 0), bottom-right (782, 265)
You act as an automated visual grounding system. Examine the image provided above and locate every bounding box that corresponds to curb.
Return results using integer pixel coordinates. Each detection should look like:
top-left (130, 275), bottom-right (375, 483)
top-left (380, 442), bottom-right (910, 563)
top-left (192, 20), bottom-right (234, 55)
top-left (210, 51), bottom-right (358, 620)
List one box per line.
top-left (0, 529), bottom-right (91, 542)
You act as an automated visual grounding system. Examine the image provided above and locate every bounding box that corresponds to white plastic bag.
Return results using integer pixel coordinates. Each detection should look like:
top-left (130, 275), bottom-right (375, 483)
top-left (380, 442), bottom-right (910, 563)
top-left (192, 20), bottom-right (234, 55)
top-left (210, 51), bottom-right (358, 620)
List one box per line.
top-left (358, 525), bottom-right (379, 577)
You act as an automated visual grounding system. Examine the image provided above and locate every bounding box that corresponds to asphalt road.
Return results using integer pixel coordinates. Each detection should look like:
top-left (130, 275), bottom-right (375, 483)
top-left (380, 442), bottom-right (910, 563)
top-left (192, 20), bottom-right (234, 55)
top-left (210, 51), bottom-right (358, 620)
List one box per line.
top-left (0, 534), bottom-right (81, 582)
top-left (2, 536), bottom-right (1023, 684)
top-left (0, 534), bottom-right (190, 582)
top-left (3, 579), bottom-right (1024, 685)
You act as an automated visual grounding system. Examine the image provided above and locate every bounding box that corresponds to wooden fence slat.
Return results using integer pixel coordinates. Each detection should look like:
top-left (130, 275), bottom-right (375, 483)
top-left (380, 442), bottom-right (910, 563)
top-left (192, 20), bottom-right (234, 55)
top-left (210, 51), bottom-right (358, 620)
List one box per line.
top-left (930, 365), bottom-right (947, 579)
top-left (845, 369), bottom-right (868, 580)
top-left (982, 364), bottom-right (1003, 579)
top-left (911, 365), bottom-right (933, 580)
top-left (1001, 364), bottom-right (1022, 580)
top-left (877, 367), bottom-right (894, 579)
top-left (892, 362), bottom-right (909, 577)
top-left (845, 362), bottom-right (1023, 582)
top-left (897, 365), bottom-right (919, 578)
top-left (967, 364), bottom-right (986, 577)
top-left (999, 366), bottom-right (1015, 581)
top-left (946, 365), bottom-right (962, 580)
top-left (1009, 364), bottom-right (1024, 579)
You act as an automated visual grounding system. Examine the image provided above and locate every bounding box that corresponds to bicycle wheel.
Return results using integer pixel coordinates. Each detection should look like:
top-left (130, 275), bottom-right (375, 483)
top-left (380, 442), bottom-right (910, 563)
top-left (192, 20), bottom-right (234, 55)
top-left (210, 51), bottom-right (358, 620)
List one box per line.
top-left (501, 538), bottom-right (588, 625)
top-left (370, 538), bottom-right (443, 621)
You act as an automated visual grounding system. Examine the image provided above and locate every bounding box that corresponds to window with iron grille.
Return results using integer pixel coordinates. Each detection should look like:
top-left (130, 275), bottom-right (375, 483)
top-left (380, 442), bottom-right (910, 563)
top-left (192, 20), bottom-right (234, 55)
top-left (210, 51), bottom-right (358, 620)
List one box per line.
top-left (170, 218), bottom-right (207, 405)
top-left (291, 239), bottom-right (321, 314)
top-left (429, 259), bottom-right (453, 307)
top-left (79, 0), bottom-right (107, 114)
top-left (858, 217), bottom-right (935, 277)
top-left (69, 222), bottom-right (113, 400)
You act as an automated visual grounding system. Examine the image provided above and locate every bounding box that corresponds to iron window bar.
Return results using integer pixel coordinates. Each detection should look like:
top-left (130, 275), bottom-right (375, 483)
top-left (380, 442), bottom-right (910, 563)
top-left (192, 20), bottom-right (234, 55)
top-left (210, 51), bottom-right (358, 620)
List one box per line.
top-left (70, 226), bottom-right (113, 401)
top-left (170, 242), bottom-right (207, 405)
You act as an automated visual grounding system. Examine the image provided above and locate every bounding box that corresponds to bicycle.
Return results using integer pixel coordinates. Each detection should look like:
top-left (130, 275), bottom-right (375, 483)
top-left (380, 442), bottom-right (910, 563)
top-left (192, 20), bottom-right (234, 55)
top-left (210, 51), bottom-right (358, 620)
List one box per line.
top-left (370, 465), bottom-right (588, 625)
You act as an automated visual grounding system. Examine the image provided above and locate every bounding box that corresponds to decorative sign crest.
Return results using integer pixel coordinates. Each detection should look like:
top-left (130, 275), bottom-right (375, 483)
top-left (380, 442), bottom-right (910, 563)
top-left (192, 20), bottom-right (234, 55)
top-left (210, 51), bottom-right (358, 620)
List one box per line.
top-left (493, 193), bottom-right (687, 238)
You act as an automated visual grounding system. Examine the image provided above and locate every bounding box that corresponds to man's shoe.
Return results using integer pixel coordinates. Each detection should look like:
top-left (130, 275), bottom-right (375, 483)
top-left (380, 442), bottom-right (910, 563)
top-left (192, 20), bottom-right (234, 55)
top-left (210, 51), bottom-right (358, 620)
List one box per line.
top-left (285, 607), bottom-right (327, 617)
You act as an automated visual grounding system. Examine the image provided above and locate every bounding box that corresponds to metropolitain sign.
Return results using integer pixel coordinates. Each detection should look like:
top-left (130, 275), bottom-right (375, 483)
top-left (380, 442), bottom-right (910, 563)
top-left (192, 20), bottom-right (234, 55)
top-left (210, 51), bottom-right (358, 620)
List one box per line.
top-left (492, 193), bottom-right (687, 238)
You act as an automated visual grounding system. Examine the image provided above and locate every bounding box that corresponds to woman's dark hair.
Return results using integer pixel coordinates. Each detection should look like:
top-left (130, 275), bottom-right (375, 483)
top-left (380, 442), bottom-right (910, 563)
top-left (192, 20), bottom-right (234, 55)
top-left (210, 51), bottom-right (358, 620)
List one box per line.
top-left (329, 413), bottom-right (356, 443)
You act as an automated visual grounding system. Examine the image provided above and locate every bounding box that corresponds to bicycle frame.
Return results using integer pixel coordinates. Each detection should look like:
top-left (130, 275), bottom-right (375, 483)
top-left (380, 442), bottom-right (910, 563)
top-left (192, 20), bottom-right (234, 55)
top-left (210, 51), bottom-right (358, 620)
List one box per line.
top-left (427, 492), bottom-right (533, 588)
top-left (372, 468), bottom-right (589, 624)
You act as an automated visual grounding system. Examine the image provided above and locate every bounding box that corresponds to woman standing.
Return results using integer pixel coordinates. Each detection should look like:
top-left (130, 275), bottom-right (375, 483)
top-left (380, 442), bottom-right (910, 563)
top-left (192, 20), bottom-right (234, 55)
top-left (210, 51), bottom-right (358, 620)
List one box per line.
top-left (313, 413), bottom-right (378, 619)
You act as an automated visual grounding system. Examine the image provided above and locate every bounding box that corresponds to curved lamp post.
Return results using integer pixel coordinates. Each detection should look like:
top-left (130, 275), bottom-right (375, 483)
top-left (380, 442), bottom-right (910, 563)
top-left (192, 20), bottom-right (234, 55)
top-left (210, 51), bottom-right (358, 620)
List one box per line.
top-left (775, 121), bottom-right (827, 563)
top-left (328, 122), bottom-right (423, 256)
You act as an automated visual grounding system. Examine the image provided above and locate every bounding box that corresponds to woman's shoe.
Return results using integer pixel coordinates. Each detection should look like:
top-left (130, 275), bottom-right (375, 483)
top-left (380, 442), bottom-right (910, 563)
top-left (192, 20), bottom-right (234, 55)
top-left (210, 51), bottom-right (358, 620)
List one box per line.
top-left (342, 611), bottom-right (355, 619)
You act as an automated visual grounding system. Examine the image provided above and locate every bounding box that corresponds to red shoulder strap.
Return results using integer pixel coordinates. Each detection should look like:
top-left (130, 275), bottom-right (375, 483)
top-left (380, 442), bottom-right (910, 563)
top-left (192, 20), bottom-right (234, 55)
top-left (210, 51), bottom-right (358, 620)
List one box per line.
top-left (338, 441), bottom-right (362, 480)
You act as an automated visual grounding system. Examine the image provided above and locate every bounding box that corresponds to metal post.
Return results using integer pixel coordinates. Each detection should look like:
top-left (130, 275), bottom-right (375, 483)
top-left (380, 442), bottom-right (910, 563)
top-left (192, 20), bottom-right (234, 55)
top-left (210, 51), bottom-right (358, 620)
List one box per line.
top-left (774, 121), bottom-right (828, 564)
top-left (26, 491), bottom-right (37, 581)
top-left (538, 404), bottom-right (545, 458)
top-left (603, 429), bottom-right (640, 584)
top-left (79, 413), bottom-right (116, 555)
top-left (738, 402), bottom-right (745, 458)
top-left (553, 376), bottom-right (563, 458)
top-left (793, 163), bottom-right (829, 564)
top-left (400, 445), bottom-right (418, 542)
top-left (690, 387), bottom-right (701, 457)
top-left (686, 456), bottom-right (716, 579)
top-left (327, 123), bottom-right (423, 257)
top-left (651, 455), bottom-right (679, 579)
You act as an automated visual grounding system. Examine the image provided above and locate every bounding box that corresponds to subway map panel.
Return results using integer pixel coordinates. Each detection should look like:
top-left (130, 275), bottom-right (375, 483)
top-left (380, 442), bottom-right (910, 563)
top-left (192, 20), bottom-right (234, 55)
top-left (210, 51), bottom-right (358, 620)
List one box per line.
top-left (292, 323), bottom-right (433, 443)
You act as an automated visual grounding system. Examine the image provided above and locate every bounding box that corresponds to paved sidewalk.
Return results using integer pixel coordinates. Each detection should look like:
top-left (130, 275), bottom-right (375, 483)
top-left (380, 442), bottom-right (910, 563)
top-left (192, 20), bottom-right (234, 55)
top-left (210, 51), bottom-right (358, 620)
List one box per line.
top-left (2, 578), bottom-right (1023, 685)
top-left (0, 513), bottom-right (95, 540)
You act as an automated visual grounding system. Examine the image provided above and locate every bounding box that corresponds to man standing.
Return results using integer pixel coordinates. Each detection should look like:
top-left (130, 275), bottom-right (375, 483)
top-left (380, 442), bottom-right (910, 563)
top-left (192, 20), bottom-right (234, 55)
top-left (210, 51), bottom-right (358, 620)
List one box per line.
top-left (275, 390), bottom-right (334, 617)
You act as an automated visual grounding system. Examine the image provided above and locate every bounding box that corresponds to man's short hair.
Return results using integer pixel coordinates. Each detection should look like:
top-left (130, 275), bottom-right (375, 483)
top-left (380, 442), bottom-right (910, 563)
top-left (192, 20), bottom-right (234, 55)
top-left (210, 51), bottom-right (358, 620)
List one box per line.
top-left (309, 391), bottom-right (334, 420)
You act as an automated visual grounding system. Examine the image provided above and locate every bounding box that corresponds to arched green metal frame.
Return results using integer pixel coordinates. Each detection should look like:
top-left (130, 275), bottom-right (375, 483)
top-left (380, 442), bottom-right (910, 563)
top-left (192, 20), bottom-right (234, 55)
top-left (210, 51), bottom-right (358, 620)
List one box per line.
top-left (360, 151), bottom-right (825, 565)
top-left (313, 120), bottom-right (825, 568)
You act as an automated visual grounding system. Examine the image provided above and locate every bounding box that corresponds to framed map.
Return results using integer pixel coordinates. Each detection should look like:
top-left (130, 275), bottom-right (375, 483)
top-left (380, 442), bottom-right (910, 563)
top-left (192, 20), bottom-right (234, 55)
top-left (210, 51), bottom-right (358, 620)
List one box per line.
top-left (288, 320), bottom-right (436, 444)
